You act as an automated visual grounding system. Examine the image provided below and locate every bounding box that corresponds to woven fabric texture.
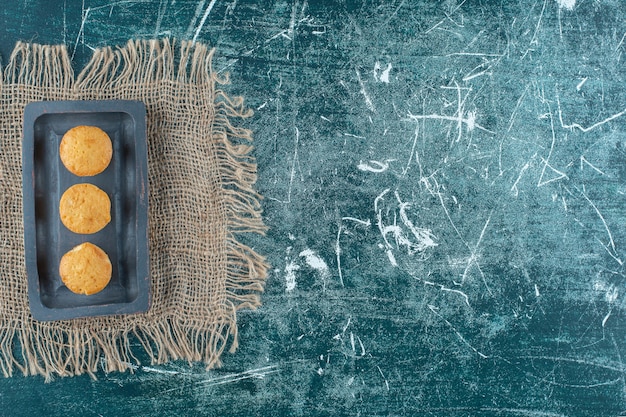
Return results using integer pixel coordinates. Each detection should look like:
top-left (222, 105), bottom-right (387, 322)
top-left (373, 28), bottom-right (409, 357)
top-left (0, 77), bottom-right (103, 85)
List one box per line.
top-left (0, 39), bottom-right (267, 380)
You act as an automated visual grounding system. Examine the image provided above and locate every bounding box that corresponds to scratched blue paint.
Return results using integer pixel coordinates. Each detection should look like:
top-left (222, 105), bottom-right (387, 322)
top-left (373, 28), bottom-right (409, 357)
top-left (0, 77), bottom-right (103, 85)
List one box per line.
top-left (1, 0), bottom-right (626, 416)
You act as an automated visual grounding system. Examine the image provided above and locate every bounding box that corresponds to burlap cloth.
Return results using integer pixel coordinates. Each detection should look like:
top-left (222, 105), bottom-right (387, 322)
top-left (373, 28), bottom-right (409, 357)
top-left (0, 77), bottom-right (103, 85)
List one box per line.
top-left (0, 39), bottom-right (267, 380)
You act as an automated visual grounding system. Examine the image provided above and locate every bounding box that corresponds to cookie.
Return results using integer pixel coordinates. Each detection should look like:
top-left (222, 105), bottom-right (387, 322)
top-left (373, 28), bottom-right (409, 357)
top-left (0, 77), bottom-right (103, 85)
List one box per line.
top-left (59, 183), bottom-right (111, 234)
top-left (59, 242), bottom-right (112, 295)
top-left (60, 125), bottom-right (112, 176)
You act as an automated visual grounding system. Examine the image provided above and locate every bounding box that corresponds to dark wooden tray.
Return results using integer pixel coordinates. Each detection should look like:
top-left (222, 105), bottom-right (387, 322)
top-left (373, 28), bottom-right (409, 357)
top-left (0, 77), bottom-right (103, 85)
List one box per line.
top-left (22, 100), bottom-right (150, 321)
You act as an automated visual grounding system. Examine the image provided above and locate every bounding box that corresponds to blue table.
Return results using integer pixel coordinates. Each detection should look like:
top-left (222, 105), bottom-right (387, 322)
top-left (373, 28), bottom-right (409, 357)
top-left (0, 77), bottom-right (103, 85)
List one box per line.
top-left (2, 1), bottom-right (625, 415)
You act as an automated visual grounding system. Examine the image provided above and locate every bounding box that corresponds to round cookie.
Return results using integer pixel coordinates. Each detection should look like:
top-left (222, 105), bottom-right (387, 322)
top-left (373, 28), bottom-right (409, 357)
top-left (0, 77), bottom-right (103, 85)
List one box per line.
top-left (60, 125), bottom-right (112, 176)
top-left (60, 183), bottom-right (111, 234)
top-left (59, 242), bottom-right (112, 295)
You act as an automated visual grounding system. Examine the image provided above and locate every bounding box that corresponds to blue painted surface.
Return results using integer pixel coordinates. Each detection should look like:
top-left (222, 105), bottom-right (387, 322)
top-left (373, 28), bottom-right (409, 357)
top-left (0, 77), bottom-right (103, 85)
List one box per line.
top-left (2, 1), bottom-right (626, 416)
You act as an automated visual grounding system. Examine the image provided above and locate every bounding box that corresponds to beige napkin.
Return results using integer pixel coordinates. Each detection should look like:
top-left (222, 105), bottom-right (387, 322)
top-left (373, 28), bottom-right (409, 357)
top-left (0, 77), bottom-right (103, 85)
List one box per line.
top-left (0, 39), bottom-right (267, 380)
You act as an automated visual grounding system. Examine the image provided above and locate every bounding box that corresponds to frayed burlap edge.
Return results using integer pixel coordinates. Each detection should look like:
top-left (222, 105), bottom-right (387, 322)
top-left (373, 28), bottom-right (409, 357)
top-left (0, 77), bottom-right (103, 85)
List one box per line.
top-left (0, 39), bottom-right (268, 381)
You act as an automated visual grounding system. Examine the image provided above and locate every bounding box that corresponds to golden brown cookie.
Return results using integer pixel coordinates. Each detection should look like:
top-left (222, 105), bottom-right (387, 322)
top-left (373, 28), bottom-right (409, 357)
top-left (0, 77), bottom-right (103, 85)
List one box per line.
top-left (59, 242), bottom-right (112, 295)
top-left (59, 183), bottom-right (111, 234)
top-left (60, 125), bottom-right (112, 176)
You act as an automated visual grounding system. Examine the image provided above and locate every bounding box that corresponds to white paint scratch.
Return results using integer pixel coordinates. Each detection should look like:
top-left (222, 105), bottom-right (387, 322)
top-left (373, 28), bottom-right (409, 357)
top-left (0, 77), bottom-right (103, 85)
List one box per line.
top-left (617, 32), bottom-right (626, 52)
top-left (197, 365), bottom-right (280, 387)
top-left (406, 110), bottom-right (493, 135)
top-left (537, 111), bottom-right (568, 187)
top-left (153, 0), bottom-right (169, 37)
top-left (580, 156), bottom-right (606, 176)
top-left (374, 189), bottom-right (437, 267)
top-left (507, 85), bottom-right (530, 133)
top-left (63, 0), bottom-right (67, 45)
top-left (299, 249), bottom-right (331, 279)
top-left (299, 250), bottom-right (327, 272)
top-left (595, 281), bottom-right (618, 327)
top-left (529, 0), bottom-right (547, 47)
top-left (380, 64), bottom-right (392, 83)
top-left (374, 62), bottom-right (393, 83)
top-left (356, 69), bottom-right (376, 112)
top-left (89, 0), bottom-right (150, 11)
top-left (424, 280), bottom-right (471, 307)
top-left (376, 365), bottom-right (390, 391)
top-left (350, 332), bottom-right (355, 353)
top-left (594, 281), bottom-right (619, 303)
top-left (357, 160), bottom-right (391, 173)
top-left (403, 125), bottom-right (421, 176)
top-left (341, 217), bottom-right (371, 227)
top-left (142, 366), bottom-right (179, 375)
top-left (342, 316), bottom-right (352, 333)
top-left (556, 0), bottom-right (575, 11)
top-left (344, 133), bottom-right (366, 139)
top-left (378, 243), bottom-right (399, 266)
top-left (282, 127), bottom-right (301, 205)
top-left (579, 187), bottom-right (621, 265)
top-left (71, 7), bottom-right (90, 61)
top-left (510, 158), bottom-right (533, 197)
top-left (428, 305), bottom-right (488, 359)
top-left (459, 212), bottom-right (493, 295)
top-left (395, 191), bottom-right (438, 253)
top-left (285, 260), bottom-right (299, 292)
top-left (602, 310), bottom-right (612, 327)
top-left (192, 0), bottom-right (219, 44)
top-left (558, 97), bottom-right (626, 133)
top-left (185, 0), bottom-right (207, 39)
top-left (356, 335), bottom-right (366, 356)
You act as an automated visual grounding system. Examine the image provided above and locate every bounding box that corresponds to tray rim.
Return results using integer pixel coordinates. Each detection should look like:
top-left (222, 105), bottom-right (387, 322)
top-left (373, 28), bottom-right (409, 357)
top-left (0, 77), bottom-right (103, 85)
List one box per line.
top-left (22, 99), bottom-right (150, 321)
